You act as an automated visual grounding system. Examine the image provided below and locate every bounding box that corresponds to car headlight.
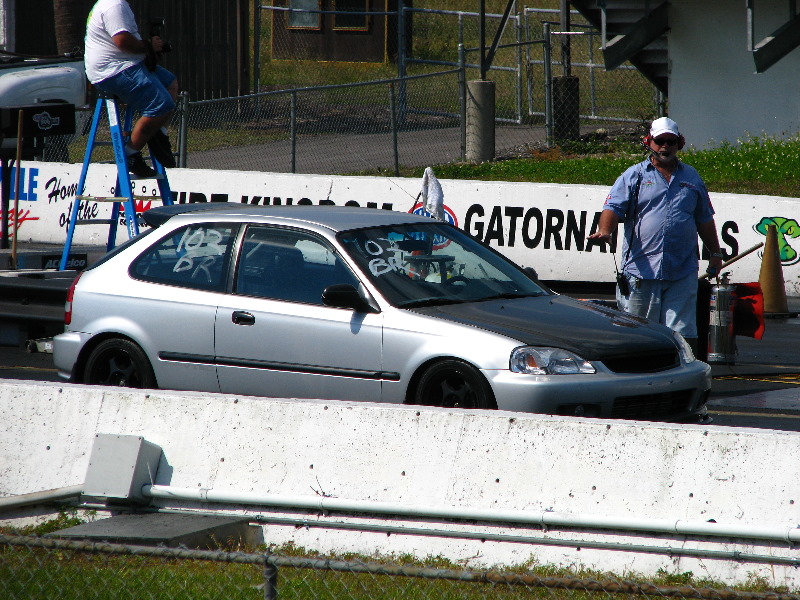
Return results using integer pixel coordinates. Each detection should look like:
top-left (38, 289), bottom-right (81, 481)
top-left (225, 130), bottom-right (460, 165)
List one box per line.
top-left (510, 347), bottom-right (596, 375)
top-left (674, 331), bottom-right (696, 363)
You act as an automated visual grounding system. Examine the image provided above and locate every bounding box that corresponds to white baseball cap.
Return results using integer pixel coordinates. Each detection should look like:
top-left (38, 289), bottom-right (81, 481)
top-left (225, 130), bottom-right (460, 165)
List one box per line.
top-left (650, 117), bottom-right (680, 138)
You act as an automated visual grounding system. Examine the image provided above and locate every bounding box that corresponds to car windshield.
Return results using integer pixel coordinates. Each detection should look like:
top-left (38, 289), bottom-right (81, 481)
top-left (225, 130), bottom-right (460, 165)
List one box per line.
top-left (338, 222), bottom-right (549, 308)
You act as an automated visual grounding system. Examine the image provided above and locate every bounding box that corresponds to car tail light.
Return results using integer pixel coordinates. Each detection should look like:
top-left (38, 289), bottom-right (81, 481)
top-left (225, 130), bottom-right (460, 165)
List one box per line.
top-left (64, 272), bottom-right (83, 325)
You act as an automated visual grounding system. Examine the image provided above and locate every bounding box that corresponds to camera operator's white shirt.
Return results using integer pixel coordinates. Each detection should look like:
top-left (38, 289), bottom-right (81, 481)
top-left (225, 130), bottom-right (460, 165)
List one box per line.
top-left (84, 0), bottom-right (144, 84)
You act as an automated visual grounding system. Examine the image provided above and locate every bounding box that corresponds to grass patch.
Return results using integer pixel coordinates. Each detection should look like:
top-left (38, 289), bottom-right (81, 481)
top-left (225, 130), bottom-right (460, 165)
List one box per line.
top-left (1, 516), bottom-right (794, 598)
top-left (11, 509), bottom-right (87, 536)
top-left (1, 537), bottom-right (793, 599)
top-left (402, 134), bottom-right (800, 197)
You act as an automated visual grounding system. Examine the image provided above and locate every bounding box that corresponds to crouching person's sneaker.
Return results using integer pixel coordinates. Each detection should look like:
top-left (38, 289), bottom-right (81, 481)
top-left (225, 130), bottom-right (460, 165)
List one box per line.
top-left (148, 130), bottom-right (176, 168)
top-left (128, 151), bottom-right (157, 178)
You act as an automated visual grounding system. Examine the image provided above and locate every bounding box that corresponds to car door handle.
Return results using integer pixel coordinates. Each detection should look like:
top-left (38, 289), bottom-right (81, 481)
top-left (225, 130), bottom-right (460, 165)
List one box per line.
top-left (231, 311), bottom-right (255, 326)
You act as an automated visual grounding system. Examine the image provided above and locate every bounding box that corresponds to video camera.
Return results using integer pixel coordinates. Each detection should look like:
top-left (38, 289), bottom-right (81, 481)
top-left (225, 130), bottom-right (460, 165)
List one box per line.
top-left (149, 17), bottom-right (173, 53)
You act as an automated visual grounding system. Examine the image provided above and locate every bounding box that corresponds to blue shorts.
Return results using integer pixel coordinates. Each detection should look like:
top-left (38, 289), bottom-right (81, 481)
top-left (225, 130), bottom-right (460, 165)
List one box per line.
top-left (616, 272), bottom-right (699, 338)
top-left (97, 62), bottom-right (176, 118)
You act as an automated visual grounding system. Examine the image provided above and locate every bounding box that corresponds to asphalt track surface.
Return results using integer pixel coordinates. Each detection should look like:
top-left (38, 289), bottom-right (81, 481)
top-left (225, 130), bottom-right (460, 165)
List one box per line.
top-left (704, 309), bottom-right (800, 429)
top-left (184, 124), bottom-right (600, 174)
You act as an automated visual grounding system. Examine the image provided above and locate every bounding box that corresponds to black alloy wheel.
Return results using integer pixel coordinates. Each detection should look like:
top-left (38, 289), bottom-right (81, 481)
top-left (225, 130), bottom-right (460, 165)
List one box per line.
top-left (83, 338), bottom-right (157, 388)
top-left (414, 359), bottom-right (496, 409)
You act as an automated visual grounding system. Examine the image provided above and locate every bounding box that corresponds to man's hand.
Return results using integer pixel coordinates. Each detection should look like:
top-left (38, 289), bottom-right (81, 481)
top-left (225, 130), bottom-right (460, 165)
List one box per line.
top-left (144, 35), bottom-right (166, 71)
top-left (697, 220), bottom-right (724, 278)
top-left (587, 230), bottom-right (613, 246)
top-left (149, 35), bottom-right (165, 54)
top-left (705, 255), bottom-right (724, 278)
top-left (587, 209), bottom-right (620, 247)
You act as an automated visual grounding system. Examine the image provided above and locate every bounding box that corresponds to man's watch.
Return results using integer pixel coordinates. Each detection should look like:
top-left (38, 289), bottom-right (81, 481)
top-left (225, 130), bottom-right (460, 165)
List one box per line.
top-left (710, 251), bottom-right (723, 259)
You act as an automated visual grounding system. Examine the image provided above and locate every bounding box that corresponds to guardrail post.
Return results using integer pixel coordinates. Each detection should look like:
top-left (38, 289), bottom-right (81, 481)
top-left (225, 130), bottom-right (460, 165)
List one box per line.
top-left (523, 9), bottom-right (533, 121)
top-left (466, 79), bottom-right (495, 163)
top-left (388, 82), bottom-right (400, 176)
top-left (515, 11), bottom-right (523, 124)
top-left (397, 0), bottom-right (405, 80)
top-left (177, 91), bottom-right (189, 168)
top-left (290, 91), bottom-right (297, 174)
top-left (459, 44), bottom-right (467, 161)
top-left (254, 0), bottom-right (262, 94)
top-left (543, 22), bottom-right (554, 146)
top-left (396, 1), bottom-right (407, 126)
top-left (587, 31), bottom-right (598, 117)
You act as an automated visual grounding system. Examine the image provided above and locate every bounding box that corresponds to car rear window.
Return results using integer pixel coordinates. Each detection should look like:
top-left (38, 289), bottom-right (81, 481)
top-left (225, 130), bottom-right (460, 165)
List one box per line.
top-left (129, 222), bottom-right (237, 291)
top-left (86, 227), bottom-right (156, 271)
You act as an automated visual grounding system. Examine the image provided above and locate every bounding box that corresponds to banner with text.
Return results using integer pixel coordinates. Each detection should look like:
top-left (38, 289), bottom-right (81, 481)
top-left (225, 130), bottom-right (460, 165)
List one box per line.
top-left (6, 162), bottom-right (800, 295)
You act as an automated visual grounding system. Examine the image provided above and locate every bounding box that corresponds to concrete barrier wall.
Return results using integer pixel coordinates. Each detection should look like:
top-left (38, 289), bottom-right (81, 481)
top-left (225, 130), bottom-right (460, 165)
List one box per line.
top-left (2, 379), bottom-right (799, 585)
top-left (11, 163), bottom-right (800, 295)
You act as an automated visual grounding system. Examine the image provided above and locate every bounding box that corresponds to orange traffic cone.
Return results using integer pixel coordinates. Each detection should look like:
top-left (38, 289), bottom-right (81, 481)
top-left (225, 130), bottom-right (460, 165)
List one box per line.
top-left (758, 224), bottom-right (789, 314)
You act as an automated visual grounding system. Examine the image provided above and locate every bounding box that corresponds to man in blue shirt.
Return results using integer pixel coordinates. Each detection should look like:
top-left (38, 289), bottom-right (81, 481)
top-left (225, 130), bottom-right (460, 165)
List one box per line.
top-left (588, 117), bottom-right (723, 354)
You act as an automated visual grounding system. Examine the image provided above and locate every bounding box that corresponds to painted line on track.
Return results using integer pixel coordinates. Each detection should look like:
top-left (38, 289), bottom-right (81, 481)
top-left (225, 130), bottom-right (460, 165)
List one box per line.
top-left (710, 408), bottom-right (800, 419)
top-left (714, 374), bottom-right (800, 385)
top-left (0, 365), bottom-right (58, 373)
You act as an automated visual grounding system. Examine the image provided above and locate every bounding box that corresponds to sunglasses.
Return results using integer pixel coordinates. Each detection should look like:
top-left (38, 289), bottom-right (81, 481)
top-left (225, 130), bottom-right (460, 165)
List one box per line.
top-left (652, 136), bottom-right (679, 146)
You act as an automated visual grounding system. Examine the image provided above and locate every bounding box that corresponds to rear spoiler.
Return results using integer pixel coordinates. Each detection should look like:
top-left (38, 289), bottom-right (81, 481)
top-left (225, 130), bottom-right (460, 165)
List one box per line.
top-left (140, 203), bottom-right (235, 228)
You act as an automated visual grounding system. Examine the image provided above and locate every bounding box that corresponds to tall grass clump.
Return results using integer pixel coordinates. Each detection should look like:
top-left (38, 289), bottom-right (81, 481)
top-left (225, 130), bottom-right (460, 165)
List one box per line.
top-left (681, 134), bottom-right (800, 195)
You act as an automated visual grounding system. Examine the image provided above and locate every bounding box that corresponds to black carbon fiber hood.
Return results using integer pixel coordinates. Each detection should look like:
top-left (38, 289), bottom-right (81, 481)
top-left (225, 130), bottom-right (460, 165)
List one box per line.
top-left (409, 294), bottom-right (678, 361)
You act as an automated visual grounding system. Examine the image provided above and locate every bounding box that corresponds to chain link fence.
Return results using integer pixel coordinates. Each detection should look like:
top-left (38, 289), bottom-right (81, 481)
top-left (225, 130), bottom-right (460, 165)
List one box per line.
top-left (183, 69), bottom-right (465, 175)
top-left (401, 6), bottom-right (526, 124)
top-left (521, 8), bottom-right (663, 127)
top-left (2, 533), bottom-right (797, 600)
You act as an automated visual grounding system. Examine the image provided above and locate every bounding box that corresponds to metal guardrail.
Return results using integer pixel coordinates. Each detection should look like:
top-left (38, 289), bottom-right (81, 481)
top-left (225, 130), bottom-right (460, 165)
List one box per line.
top-left (0, 270), bottom-right (74, 347)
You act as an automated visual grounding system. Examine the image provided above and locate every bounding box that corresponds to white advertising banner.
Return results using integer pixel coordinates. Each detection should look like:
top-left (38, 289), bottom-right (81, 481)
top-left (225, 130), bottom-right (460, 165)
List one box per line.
top-left (7, 162), bottom-right (800, 294)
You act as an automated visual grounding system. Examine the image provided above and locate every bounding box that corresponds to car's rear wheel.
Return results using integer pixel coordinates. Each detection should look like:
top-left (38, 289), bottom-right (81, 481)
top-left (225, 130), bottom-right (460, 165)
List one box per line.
top-left (84, 338), bottom-right (157, 389)
top-left (413, 359), bottom-right (496, 409)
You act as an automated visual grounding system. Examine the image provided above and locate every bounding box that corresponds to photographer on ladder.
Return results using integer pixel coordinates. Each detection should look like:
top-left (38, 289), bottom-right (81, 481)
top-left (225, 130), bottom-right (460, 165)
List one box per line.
top-left (84, 0), bottom-right (178, 177)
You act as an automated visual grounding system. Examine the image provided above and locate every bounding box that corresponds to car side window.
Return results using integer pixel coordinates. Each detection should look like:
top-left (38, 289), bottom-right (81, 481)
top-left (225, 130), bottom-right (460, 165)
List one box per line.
top-left (130, 223), bottom-right (237, 291)
top-left (235, 226), bottom-right (360, 305)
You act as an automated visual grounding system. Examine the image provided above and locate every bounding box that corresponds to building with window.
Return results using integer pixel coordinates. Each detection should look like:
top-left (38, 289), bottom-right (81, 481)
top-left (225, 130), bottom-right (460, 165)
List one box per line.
top-left (271, 1), bottom-right (404, 63)
top-left (573, 0), bottom-right (800, 147)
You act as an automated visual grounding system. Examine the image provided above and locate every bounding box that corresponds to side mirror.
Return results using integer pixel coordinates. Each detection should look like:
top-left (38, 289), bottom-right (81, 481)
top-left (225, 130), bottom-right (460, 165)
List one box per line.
top-left (322, 284), bottom-right (379, 313)
top-left (523, 266), bottom-right (539, 281)
top-left (522, 265), bottom-right (554, 294)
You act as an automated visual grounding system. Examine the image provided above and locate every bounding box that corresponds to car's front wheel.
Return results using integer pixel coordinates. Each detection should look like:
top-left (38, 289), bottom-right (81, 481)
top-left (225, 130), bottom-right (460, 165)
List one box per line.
top-left (83, 338), bottom-right (157, 389)
top-left (413, 359), bottom-right (496, 409)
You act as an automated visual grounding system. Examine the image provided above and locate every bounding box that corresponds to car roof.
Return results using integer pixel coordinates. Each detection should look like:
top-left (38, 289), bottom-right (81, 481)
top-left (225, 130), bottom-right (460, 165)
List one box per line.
top-left (142, 203), bottom-right (437, 232)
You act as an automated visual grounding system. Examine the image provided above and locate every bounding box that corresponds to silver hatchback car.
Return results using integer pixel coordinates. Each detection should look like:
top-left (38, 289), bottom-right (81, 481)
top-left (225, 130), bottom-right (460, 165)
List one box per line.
top-left (54, 204), bottom-right (711, 421)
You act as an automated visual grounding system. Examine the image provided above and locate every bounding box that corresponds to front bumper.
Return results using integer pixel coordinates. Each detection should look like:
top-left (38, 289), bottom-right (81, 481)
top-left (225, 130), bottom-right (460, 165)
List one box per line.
top-left (484, 360), bottom-right (712, 421)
